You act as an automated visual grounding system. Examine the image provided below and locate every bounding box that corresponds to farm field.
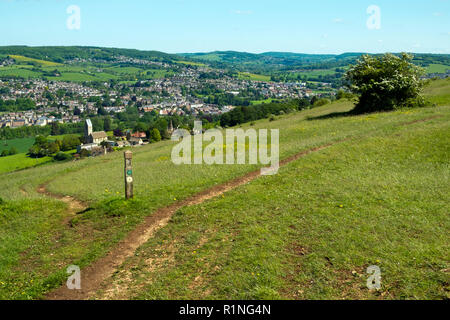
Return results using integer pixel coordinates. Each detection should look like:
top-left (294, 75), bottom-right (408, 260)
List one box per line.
top-left (0, 137), bottom-right (35, 154)
top-left (0, 79), bottom-right (449, 300)
top-left (426, 64), bottom-right (450, 74)
top-left (0, 135), bottom-right (81, 175)
top-left (9, 55), bottom-right (62, 67)
top-left (250, 98), bottom-right (276, 105)
top-left (0, 54), bottom-right (174, 82)
top-left (175, 60), bottom-right (207, 67)
top-left (0, 65), bottom-right (42, 78)
top-left (238, 72), bottom-right (271, 82)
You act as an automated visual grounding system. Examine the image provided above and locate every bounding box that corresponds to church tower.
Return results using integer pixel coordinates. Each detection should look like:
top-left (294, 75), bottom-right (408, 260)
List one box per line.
top-left (84, 119), bottom-right (93, 141)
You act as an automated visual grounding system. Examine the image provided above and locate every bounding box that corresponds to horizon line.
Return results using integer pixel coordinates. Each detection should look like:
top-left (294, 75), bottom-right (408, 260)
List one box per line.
top-left (0, 44), bottom-right (448, 56)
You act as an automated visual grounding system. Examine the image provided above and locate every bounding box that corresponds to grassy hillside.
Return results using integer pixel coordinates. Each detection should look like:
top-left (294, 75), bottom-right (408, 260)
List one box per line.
top-left (0, 61), bottom-right (174, 83)
top-left (0, 153), bottom-right (53, 175)
top-left (424, 78), bottom-right (450, 106)
top-left (180, 51), bottom-right (450, 75)
top-left (238, 72), bottom-right (271, 82)
top-left (9, 55), bottom-right (62, 67)
top-left (0, 46), bottom-right (179, 64)
top-left (101, 113), bottom-right (448, 300)
top-left (0, 80), bottom-right (449, 300)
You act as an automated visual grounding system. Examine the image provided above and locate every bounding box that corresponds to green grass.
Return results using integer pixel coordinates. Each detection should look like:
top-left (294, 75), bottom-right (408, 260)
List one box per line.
top-left (113, 116), bottom-right (448, 300)
top-left (0, 60), bottom-right (172, 82)
top-left (426, 64), bottom-right (450, 74)
top-left (250, 98), bottom-right (276, 105)
top-left (0, 137), bottom-right (35, 154)
top-left (175, 61), bottom-right (207, 67)
top-left (104, 66), bottom-right (143, 74)
top-left (0, 66), bottom-right (42, 78)
top-left (238, 72), bottom-right (271, 82)
top-left (0, 199), bottom-right (67, 299)
top-left (0, 79), bottom-right (448, 300)
top-left (0, 153), bottom-right (53, 175)
top-left (48, 134), bottom-right (81, 141)
top-left (424, 78), bottom-right (450, 106)
top-left (48, 72), bottom-right (108, 82)
top-left (9, 55), bottom-right (62, 67)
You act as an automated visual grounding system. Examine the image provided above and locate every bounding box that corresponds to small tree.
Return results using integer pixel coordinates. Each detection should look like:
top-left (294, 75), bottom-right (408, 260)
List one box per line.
top-left (150, 128), bottom-right (161, 142)
top-left (51, 122), bottom-right (60, 136)
top-left (103, 117), bottom-right (112, 132)
top-left (47, 141), bottom-right (60, 155)
top-left (113, 128), bottom-right (124, 137)
top-left (346, 53), bottom-right (425, 113)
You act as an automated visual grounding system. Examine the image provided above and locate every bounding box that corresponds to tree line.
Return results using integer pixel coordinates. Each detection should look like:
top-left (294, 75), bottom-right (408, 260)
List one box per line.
top-left (219, 99), bottom-right (311, 127)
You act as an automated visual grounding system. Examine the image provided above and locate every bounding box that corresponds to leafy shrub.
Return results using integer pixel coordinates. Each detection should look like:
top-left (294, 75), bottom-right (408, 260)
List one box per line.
top-left (150, 128), bottom-right (161, 142)
top-left (54, 152), bottom-right (73, 161)
top-left (313, 98), bottom-right (331, 107)
top-left (79, 149), bottom-right (91, 158)
top-left (336, 89), bottom-right (354, 100)
top-left (61, 135), bottom-right (81, 151)
top-left (346, 53), bottom-right (425, 113)
top-left (220, 100), bottom-right (298, 127)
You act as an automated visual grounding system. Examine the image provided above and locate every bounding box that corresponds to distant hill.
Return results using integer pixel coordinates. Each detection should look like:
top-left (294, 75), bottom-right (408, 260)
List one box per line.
top-left (179, 51), bottom-right (450, 73)
top-left (0, 46), bottom-right (449, 80)
top-left (0, 46), bottom-right (181, 64)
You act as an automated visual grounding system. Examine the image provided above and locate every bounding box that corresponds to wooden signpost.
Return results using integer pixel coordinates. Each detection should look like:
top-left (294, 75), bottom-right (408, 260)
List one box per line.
top-left (124, 151), bottom-right (133, 199)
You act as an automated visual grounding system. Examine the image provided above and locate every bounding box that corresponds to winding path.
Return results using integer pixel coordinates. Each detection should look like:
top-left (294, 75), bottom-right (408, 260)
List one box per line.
top-left (42, 115), bottom-right (443, 300)
top-left (43, 142), bottom-right (338, 300)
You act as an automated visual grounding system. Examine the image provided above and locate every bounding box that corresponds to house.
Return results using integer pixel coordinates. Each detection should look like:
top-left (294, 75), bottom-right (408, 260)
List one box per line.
top-left (116, 141), bottom-right (131, 148)
top-left (11, 120), bottom-right (26, 128)
top-left (77, 143), bottom-right (98, 153)
top-left (129, 137), bottom-right (143, 146)
top-left (127, 131), bottom-right (147, 140)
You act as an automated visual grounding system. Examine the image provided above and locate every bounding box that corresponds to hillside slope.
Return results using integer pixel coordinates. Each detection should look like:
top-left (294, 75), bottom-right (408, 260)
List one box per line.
top-left (0, 79), bottom-right (449, 300)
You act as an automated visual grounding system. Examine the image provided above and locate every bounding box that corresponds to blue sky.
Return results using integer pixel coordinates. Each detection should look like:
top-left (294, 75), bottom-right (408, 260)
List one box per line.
top-left (0, 0), bottom-right (449, 54)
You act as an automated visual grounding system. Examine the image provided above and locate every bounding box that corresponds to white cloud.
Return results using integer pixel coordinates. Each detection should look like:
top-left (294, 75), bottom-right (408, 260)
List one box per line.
top-left (333, 18), bottom-right (344, 24)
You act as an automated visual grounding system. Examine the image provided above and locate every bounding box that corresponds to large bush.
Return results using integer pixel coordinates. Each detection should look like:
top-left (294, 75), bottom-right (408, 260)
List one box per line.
top-left (346, 53), bottom-right (425, 113)
top-left (54, 152), bottom-right (73, 161)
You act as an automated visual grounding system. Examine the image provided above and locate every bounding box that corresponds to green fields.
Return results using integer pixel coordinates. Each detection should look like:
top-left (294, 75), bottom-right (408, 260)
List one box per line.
top-left (238, 72), bottom-right (271, 82)
top-left (0, 153), bottom-right (53, 175)
top-left (0, 55), bottom-right (174, 82)
top-left (175, 60), bottom-right (207, 67)
top-left (0, 137), bottom-right (35, 154)
top-left (9, 55), bottom-right (62, 67)
top-left (0, 79), bottom-right (449, 300)
top-left (426, 64), bottom-right (450, 74)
